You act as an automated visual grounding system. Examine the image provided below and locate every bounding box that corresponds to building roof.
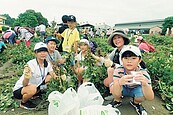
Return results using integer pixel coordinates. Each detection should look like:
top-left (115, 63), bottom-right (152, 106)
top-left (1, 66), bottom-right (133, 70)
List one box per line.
top-left (114, 19), bottom-right (164, 30)
top-left (115, 19), bottom-right (164, 25)
top-left (78, 23), bottom-right (94, 28)
top-left (0, 15), bottom-right (6, 20)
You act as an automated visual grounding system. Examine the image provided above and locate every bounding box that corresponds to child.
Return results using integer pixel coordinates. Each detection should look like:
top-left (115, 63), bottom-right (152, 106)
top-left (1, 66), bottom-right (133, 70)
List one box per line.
top-left (13, 42), bottom-right (56, 110)
top-left (45, 36), bottom-right (66, 65)
top-left (55, 15), bottom-right (69, 52)
top-left (109, 45), bottom-right (154, 115)
top-left (57, 15), bottom-right (80, 54)
top-left (74, 39), bottom-right (104, 85)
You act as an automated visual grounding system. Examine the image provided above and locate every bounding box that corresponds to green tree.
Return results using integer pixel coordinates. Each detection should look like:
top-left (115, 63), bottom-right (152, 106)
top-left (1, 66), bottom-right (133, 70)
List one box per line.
top-left (162, 16), bottom-right (173, 36)
top-left (13, 9), bottom-right (48, 27)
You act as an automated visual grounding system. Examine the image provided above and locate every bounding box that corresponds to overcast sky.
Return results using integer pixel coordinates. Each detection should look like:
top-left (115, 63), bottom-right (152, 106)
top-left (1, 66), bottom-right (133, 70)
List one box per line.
top-left (1, 0), bottom-right (173, 26)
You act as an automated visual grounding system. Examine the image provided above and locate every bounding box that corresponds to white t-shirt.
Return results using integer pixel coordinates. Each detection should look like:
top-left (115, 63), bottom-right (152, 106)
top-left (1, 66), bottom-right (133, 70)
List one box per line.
top-left (75, 51), bottom-right (84, 61)
top-left (39, 24), bottom-right (46, 32)
top-left (13, 59), bottom-right (53, 91)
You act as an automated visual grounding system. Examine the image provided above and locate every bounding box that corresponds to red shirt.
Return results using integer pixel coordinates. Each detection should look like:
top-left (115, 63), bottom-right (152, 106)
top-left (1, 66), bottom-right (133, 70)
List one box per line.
top-left (3, 31), bottom-right (13, 39)
top-left (138, 43), bottom-right (150, 52)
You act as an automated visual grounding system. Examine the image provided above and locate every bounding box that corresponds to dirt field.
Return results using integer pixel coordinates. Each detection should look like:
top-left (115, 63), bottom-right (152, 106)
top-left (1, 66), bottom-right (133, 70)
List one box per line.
top-left (0, 96), bottom-right (170, 115)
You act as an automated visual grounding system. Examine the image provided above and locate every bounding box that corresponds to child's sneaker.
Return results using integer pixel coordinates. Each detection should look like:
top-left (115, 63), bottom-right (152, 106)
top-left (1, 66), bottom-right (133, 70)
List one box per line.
top-left (20, 101), bottom-right (37, 110)
top-left (110, 100), bottom-right (122, 108)
top-left (130, 100), bottom-right (147, 115)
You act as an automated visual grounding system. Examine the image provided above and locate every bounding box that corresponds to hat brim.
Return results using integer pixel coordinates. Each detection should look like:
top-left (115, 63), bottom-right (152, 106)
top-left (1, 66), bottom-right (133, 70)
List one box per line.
top-left (46, 39), bottom-right (60, 44)
top-left (52, 39), bottom-right (60, 44)
top-left (79, 42), bottom-right (90, 46)
top-left (108, 32), bottom-right (130, 47)
top-left (67, 20), bottom-right (76, 22)
top-left (35, 47), bottom-right (48, 52)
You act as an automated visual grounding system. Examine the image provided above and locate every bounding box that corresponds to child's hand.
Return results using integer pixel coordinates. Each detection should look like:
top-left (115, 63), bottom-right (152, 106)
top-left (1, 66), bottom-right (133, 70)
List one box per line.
top-left (56, 33), bottom-right (62, 39)
top-left (104, 56), bottom-right (114, 68)
top-left (91, 53), bottom-right (100, 60)
top-left (134, 72), bottom-right (150, 86)
top-left (119, 75), bottom-right (133, 85)
top-left (58, 58), bottom-right (66, 64)
top-left (23, 64), bottom-right (32, 79)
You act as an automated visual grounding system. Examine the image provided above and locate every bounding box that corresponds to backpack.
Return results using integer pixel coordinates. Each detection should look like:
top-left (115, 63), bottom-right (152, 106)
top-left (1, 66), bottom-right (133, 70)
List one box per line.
top-left (89, 40), bottom-right (98, 54)
top-left (146, 43), bottom-right (155, 52)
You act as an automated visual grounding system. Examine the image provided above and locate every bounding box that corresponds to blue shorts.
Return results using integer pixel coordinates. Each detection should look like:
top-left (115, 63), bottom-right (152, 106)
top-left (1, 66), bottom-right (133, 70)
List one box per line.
top-left (122, 85), bottom-right (144, 98)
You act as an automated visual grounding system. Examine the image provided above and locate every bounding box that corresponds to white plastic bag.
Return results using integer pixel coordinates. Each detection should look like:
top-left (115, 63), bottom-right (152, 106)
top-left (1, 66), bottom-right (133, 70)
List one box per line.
top-left (79, 105), bottom-right (121, 115)
top-left (48, 91), bottom-right (63, 115)
top-left (58, 87), bottom-right (80, 115)
top-left (77, 82), bottom-right (104, 108)
top-left (48, 88), bottom-right (80, 115)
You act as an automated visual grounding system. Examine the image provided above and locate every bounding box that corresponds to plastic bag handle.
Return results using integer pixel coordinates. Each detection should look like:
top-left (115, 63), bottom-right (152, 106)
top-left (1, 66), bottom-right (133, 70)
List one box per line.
top-left (83, 82), bottom-right (93, 87)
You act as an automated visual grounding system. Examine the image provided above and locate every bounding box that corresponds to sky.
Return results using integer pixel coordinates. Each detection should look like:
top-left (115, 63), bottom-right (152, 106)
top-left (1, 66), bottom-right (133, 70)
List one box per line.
top-left (1, 0), bottom-right (173, 26)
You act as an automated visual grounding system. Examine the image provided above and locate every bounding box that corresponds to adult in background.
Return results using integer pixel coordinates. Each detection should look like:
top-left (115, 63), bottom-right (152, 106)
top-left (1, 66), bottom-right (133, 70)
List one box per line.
top-left (106, 28), bottom-right (113, 38)
top-left (17, 27), bottom-right (33, 48)
top-left (55, 15), bottom-right (69, 52)
top-left (13, 42), bottom-right (56, 110)
top-left (2, 30), bottom-right (16, 44)
top-left (38, 22), bottom-right (46, 42)
top-left (136, 36), bottom-right (155, 53)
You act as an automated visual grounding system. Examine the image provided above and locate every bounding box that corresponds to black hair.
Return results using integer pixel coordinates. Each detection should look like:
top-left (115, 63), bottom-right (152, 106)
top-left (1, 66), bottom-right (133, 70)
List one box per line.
top-left (62, 15), bottom-right (68, 23)
top-left (121, 51), bottom-right (141, 59)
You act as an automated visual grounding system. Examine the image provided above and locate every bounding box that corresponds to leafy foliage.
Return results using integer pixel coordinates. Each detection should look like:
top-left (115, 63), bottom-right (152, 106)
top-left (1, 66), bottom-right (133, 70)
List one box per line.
top-left (0, 36), bottom-right (173, 113)
top-left (162, 16), bottom-right (173, 35)
top-left (13, 9), bottom-right (48, 27)
top-left (142, 35), bottom-right (173, 112)
top-left (0, 77), bottom-right (19, 112)
top-left (1, 26), bottom-right (9, 32)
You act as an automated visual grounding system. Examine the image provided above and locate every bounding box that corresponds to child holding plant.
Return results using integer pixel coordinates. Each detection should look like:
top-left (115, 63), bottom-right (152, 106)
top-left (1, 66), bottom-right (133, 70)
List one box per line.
top-left (109, 45), bottom-right (154, 115)
top-left (74, 39), bottom-right (104, 86)
top-left (13, 42), bottom-right (56, 110)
